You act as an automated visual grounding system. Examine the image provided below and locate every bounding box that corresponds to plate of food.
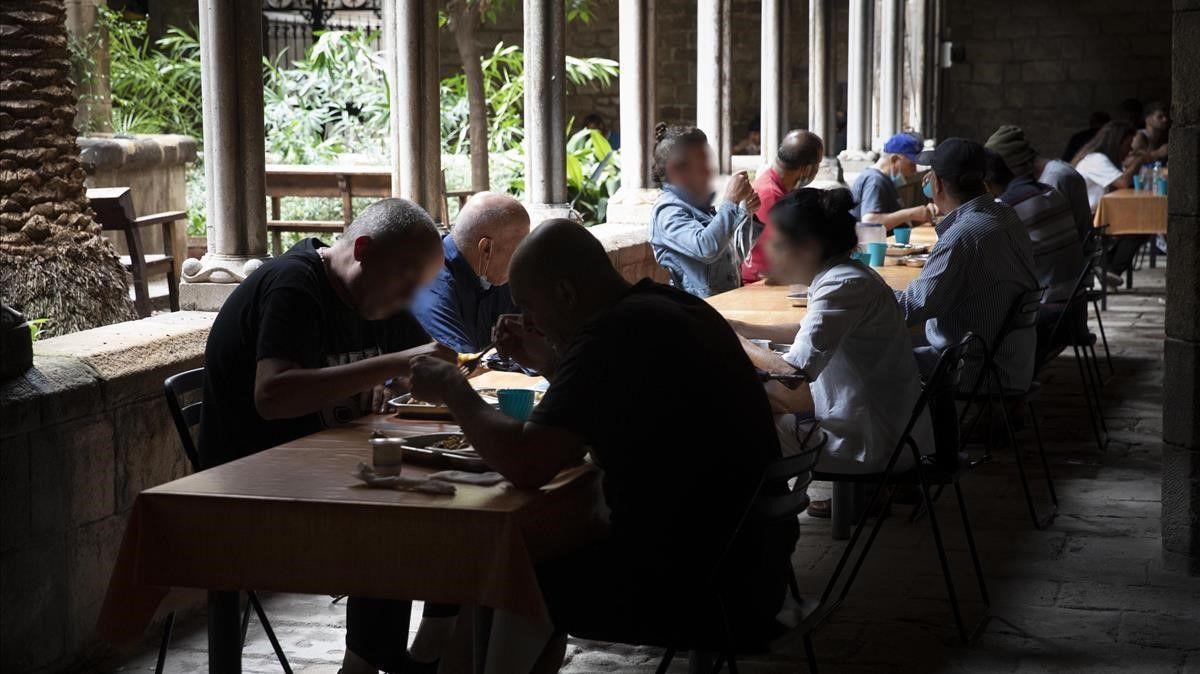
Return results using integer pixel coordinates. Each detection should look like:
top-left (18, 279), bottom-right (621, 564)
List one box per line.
top-left (898, 254), bottom-right (930, 267)
top-left (388, 390), bottom-right (501, 420)
top-left (394, 432), bottom-right (491, 472)
top-left (887, 243), bottom-right (930, 257)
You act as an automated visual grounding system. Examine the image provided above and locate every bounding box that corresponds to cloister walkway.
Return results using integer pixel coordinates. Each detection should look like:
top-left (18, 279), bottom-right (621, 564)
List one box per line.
top-left (112, 266), bottom-right (1199, 674)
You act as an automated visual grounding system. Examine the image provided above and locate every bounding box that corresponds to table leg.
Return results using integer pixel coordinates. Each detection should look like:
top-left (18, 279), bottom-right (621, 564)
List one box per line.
top-left (831, 483), bottom-right (854, 540)
top-left (472, 605), bottom-right (494, 674)
top-left (208, 590), bottom-right (242, 673)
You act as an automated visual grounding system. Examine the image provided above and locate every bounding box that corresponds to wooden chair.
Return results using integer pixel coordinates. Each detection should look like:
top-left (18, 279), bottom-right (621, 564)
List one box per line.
top-left (87, 187), bottom-right (185, 318)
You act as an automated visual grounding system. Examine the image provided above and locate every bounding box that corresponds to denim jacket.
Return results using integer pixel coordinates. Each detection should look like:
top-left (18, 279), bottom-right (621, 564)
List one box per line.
top-left (650, 183), bottom-right (756, 298)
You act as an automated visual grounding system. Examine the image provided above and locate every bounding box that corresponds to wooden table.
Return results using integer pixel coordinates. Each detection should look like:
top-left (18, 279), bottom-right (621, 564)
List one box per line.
top-left (97, 376), bottom-right (600, 672)
top-left (1093, 188), bottom-right (1168, 236)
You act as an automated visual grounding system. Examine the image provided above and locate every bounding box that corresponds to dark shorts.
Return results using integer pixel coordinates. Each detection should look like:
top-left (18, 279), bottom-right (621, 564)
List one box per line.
top-left (345, 598), bottom-right (458, 673)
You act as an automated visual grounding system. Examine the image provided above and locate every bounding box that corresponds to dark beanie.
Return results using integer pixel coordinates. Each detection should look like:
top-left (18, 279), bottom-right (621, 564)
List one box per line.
top-left (985, 125), bottom-right (1037, 170)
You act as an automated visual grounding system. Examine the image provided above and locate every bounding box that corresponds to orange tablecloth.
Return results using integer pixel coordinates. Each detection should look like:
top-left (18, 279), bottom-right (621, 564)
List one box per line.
top-left (97, 413), bottom-right (602, 648)
top-left (1094, 188), bottom-right (1168, 235)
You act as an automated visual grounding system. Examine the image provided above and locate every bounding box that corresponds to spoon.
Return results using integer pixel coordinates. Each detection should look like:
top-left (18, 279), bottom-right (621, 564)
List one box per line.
top-left (457, 342), bottom-right (496, 376)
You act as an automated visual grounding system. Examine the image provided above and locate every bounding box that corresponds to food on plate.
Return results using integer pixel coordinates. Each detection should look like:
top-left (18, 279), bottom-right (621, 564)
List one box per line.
top-left (473, 388), bottom-right (544, 403)
top-left (429, 434), bottom-right (472, 450)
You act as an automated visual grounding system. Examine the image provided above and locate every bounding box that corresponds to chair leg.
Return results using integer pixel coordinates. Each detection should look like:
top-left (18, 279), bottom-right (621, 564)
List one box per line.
top-left (1080, 341), bottom-right (1108, 436)
top-left (155, 611), bottom-right (176, 674)
top-left (952, 482), bottom-right (989, 607)
top-left (657, 647), bottom-right (677, 674)
top-left (240, 595), bottom-right (252, 644)
top-left (997, 397), bottom-right (1054, 529)
top-left (916, 472), bottom-right (969, 644)
top-left (166, 260), bottom-right (181, 312)
top-left (803, 633), bottom-right (819, 673)
top-left (1072, 344), bottom-right (1106, 453)
top-left (1091, 300), bottom-right (1114, 376)
top-left (1028, 402), bottom-right (1058, 508)
top-left (247, 591), bottom-right (292, 674)
top-left (833, 480), bottom-right (900, 605)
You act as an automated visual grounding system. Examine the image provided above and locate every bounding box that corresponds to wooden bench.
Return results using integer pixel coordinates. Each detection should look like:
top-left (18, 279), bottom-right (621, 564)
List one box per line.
top-left (87, 186), bottom-right (185, 318)
top-left (265, 164), bottom-right (474, 255)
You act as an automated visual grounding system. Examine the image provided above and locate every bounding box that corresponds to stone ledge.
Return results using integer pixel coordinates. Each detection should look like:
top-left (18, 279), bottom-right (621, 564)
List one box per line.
top-left (77, 134), bottom-right (198, 173)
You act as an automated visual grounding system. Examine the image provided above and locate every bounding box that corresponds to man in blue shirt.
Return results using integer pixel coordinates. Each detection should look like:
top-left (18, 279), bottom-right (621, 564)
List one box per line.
top-left (413, 192), bottom-right (529, 353)
top-left (850, 132), bottom-right (937, 229)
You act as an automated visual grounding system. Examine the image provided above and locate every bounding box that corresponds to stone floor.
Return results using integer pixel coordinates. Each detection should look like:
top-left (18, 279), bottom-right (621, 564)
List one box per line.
top-left (112, 265), bottom-right (1200, 674)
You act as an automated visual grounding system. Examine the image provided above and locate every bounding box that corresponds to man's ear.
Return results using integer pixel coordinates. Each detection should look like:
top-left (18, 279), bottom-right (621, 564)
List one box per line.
top-left (352, 235), bottom-right (372, 263)
top-left (477, 236), bottom-right (492, 259)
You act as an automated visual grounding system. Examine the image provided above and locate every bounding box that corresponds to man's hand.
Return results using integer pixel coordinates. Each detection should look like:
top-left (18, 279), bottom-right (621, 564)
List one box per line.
top-left (743, 191), bottom-right (761, 216)
top-left (493, 314), bottom-right (556, 373)
top-left (408, 341), bottom-right (459, 363)
top-left (370, 383), bottom-right (399, 414)
top-left (409, 356), bottom-right (467, 405)
top-left (723, 170), bottom-right (755, 205)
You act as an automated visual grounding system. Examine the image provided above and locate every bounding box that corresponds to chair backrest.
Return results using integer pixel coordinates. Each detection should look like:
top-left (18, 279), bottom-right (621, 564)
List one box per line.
top-left (923, 333), bottom-right (978, 469)
top-left (964, 287), bottom-right (1044, 395)
top-left (748, 422), bottom-right (825, 524)
top-left (164, 367), bottom-right (205, 472)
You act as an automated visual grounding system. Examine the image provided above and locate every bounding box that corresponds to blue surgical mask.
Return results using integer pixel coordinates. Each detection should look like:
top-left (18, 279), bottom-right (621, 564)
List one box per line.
top-left (922, 181), bottom-right (934, 200)
top-left (891, 171), bottom-right (906, 188)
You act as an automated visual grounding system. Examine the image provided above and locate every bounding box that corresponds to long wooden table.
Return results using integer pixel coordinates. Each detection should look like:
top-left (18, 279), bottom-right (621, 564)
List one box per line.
top-left (97, 372), bottom-right (600, 673)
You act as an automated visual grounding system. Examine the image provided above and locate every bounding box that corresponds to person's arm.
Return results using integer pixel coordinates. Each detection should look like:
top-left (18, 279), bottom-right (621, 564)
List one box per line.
top-left (736, 335), bottom-right (813, 414)
top-left (727, 318), bottom-right (802, 345)
top-left (861, 203), bottom-right (935, 229)
top-left (894, 237), bottom-right (966, 326)
top-left (255, 343), bottom-right (452, 420)
top-left (655, 201), bottom-right (745, 263)
top-left (412, 286), bottom-right (477, 354)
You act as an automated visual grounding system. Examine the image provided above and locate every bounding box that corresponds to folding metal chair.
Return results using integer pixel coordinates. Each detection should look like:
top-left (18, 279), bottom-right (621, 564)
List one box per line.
top-left (160, 368), bottom-right (292, 674)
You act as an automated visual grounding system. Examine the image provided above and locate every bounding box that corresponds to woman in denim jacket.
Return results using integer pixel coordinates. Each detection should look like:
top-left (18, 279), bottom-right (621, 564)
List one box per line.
top-left (649, 123), bottom-right (761, 298)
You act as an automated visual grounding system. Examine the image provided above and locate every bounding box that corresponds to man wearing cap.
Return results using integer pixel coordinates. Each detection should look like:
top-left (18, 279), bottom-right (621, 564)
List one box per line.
top-left (896, 138), bottom-right (1039, 392)
top-left (849, 133), bottom-right (937, 229)
top-left (987, 124), bottom-right (1093, 242)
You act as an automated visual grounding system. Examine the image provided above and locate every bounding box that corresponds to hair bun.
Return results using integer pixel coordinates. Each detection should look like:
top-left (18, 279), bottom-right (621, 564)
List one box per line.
top-left (819, 187), bottom-right (855, 219)
top-left (654, 122), bottom-right (668, 143)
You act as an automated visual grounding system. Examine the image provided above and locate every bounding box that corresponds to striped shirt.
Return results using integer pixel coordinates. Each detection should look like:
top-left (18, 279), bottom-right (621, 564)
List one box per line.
top-left (895, 194), bottom-right (1039, 391)
top-left (998, 176), bottom-right (1083, 304)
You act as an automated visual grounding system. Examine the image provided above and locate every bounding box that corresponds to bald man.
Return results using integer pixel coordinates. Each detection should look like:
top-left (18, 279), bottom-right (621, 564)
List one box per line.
top-left (742, 129), bottom-right (824, 283)
top-left (409, 220), bottom-right (798, 671)
top-left (412, 192), bottom-right (530, 353)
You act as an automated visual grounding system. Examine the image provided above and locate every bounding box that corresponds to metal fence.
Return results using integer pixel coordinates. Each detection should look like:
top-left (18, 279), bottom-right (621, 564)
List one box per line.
top-left (262, 0), bottom-right (382, 68)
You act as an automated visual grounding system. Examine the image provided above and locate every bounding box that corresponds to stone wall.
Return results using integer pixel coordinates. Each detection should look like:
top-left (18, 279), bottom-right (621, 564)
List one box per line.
top-left (939, 0), bottom-right (1173, 159)
top-left (1162, 3), bottom-right (1199, 574)
top-left (0, 311), bottom-right (212, 672)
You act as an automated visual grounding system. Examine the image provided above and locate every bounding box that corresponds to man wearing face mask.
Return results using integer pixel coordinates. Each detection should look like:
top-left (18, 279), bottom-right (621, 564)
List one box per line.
top-left (741, 129), bottom-right (825, 283)
top-left (413, 192), bottom-right (530, 353)
top-left (849, 132), bottom-right (936, 230)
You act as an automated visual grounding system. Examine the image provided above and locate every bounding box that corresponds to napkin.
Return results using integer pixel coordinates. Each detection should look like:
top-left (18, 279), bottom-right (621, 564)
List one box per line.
top-left (353, 463), bottom-right (457, 495)
top-left (428, 470), bottom-right (507, 486)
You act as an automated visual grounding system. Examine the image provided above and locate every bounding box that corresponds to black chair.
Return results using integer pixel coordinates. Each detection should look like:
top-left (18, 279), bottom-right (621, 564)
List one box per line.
top-left (1042, 238), bottom-right (1110, 453)
top-left (1080, 227), bottom-right (1114, 376)
top-left (812, 334), bottom-right (990, 645)
top-left (956, 287), bottom-right (1059, 529)
top-left (160, 368), bottom-right (292, 674)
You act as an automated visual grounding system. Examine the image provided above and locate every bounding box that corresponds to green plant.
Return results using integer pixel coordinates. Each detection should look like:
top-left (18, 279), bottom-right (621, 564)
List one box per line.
top-left (566, 127), bottom-right (621, 226)
top-left (27, 318), bottom-right (50, 341)
top-left (105, 9), bottom-right (203, 139)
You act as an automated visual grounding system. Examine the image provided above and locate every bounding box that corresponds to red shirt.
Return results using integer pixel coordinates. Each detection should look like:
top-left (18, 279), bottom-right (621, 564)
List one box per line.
top-left (741, 166), bottom-right (789, 283)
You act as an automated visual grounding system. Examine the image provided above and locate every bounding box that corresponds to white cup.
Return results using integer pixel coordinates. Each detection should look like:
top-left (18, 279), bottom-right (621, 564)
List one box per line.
top-left (369, 437), bottom-right (405, 476)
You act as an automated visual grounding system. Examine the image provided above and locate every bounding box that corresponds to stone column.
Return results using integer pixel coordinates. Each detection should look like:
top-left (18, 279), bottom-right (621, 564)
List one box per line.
top-left (877, 0), bottom-right (903, 142)
top-left (905, 0), bottom-right (935, 138)
top-left (522, 0), bottom-right (575, 224)
top-left (606, 0), bottom-right (660, 226)
top-left (1162, 5), bottom-right (1200, 574)
top-left (180, 0), bottom-right (268, 309)
top-left (807, 0), bottom-right (837, 157)
top-left (65, 0), bottom-right (111, 133)
top-left (384, 0), bottom-right (441, 216)
top-left (760, 0), bottom-right (788, 167)
top-left (696, 0), bottom-right (732, 172)
top-left (840, 0), bottom-right (876, 162)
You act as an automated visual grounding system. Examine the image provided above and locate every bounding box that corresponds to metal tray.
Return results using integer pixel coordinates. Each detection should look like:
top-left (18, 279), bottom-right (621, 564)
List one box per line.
top-left (392, 432), bottom-right (491, 473)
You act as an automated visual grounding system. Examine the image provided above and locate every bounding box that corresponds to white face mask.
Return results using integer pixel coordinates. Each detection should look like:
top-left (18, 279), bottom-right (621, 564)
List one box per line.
top-left (479, 274), bottom-right (492, 291)
top-left (477, 244), bottom-right (492, 290)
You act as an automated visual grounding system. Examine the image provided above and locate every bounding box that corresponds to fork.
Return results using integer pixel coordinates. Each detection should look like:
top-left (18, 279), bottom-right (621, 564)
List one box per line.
top-left (457, 342), bottom-right (496, 376)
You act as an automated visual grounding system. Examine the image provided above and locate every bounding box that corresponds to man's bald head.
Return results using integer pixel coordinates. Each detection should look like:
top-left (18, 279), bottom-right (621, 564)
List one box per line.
top-left (777, 130), bottom-right (824, 171)
top-left (508, 219), bottom-right (628, 349)
top-left (450, 192), bottom-right (530, 286)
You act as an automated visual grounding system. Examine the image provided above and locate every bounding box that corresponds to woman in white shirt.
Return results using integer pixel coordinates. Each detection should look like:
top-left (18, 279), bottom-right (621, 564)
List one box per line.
top-left (730, 188), bottom-right (933, 514)
top-left (1072, 120), bottom-right (1151, 277)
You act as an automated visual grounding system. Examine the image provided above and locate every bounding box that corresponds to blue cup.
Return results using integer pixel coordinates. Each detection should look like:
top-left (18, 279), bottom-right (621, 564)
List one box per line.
top-left (497, 388), bottom-right (535, 421)
top-left (1156, 178), bottom-right (1167, 195)
top-left (893, 226), bottom-right (911, 245)
top-left (1133, 175), bottom-right (1143, 191)
top-left (867, 242), bottom-right (888, 267)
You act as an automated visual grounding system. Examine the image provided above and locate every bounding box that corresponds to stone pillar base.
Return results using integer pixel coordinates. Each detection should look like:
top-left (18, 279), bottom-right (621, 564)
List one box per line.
top-left (815, 156), bottom-right (844, 184)
top-left (838, 150), bottom-right (879, 186)
top-left (179, 281), bottom-right (239, 311)
top-left (605, 186), bottom-right (661, 226)
top-left (525, 202), bottom-right (581, 227)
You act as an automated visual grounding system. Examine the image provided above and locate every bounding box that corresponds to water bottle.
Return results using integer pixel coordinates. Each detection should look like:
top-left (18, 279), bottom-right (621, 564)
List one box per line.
top-left (855, 222), bottom-right (886, 253)
top-left (1139, 164), bottom-right (1154, 192)
top-left (1152, 161), bottom-right (1165, 195)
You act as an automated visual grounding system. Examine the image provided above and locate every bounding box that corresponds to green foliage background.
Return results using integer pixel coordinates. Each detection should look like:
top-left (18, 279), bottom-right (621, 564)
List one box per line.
top-left (87, 12), bottom-right (621, 234)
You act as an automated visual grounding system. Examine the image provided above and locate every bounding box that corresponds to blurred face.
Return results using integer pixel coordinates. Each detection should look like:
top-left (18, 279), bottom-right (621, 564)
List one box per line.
top-left (892, 154), bottom-right (918, 180)
top-left (1146, 109), bottom-right (1169, 132)
top-left (765, 223), bottom-right (824, 286)
top-left (351, 235), bottom-right (442, 320)
top-left (926, 170), bottom-right (953, 215)
top-left (475, 226), bottom-right (528, 287)
top-left (667, 143), bottom-right (715, 202)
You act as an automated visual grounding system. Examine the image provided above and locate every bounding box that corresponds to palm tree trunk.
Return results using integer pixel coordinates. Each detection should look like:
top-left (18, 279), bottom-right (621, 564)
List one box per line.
top-left (451, 0), bottom-right (490, 193)
top-left (0, 0), bottom-right (136, 336)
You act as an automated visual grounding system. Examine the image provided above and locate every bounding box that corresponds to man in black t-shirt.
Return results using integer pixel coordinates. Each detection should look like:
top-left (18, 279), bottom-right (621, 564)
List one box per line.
top-left (409, 220), bottom-right (798, 671)
top-left (199, 198), bottom-right (456, 674)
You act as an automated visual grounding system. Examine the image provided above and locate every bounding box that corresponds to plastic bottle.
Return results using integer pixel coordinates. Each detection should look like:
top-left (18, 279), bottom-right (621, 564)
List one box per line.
top-left (1152, 161), bottom-right (1165, 195)
top-left (1139, 164), bottom-right (1154, 192)
top-left (855, 222), bottom-right (886, 252)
